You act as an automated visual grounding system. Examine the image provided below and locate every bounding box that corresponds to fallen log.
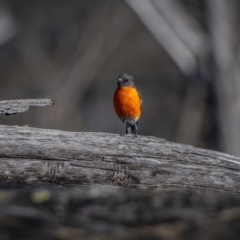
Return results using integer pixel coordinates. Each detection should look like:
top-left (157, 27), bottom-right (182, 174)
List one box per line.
top-left (0, 125), bottom-right (240, 194)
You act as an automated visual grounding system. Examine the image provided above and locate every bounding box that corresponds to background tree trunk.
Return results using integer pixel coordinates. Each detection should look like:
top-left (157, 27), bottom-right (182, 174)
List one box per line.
top-left (207, 0), bottom-right (240, 156)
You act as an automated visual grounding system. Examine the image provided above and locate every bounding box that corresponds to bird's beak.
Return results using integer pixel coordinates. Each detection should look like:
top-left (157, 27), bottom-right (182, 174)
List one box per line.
top-left (117, 78), bottom-right (123, 84)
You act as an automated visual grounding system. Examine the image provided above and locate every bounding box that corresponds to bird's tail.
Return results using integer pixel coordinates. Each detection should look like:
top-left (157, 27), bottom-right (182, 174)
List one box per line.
top-left (126, 121), bottom-right (139, 135)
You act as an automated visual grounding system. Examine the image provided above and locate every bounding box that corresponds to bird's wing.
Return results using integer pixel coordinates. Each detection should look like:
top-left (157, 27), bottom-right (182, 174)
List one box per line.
top-left (138, 93), bottom-right (142, 105)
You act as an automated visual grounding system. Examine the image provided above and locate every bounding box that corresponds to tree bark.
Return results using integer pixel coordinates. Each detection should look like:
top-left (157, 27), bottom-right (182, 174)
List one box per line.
top-left (1, 125), bottom-right (240, 194)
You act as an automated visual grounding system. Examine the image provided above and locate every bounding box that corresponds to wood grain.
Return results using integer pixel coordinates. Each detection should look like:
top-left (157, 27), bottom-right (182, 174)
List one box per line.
top-left (0, 125), bottom-right (240, 193)
top-left (0, 99), bottom-right (54, 115)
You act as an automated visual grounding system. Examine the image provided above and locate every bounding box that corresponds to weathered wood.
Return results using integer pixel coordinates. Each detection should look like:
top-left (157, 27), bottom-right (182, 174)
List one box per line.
top-left (1, 125), bottom-right (240, 193)
top-left (0, 186), bottom-right (240, 240)
top-left (0, 99), bottom-right (54, 115)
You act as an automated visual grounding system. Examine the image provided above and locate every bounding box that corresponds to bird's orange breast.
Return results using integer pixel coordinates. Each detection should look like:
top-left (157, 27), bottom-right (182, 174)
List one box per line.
top-left (113, 86), bottom-right (141, 120)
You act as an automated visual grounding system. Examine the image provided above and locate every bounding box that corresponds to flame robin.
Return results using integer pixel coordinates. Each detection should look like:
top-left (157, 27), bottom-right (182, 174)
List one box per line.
top-left (113, 73), bottom-right (142, 136)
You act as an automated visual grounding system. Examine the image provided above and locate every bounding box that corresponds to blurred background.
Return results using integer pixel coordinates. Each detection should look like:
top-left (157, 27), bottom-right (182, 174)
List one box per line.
top-left (0, 0), bottom-right (240, 156)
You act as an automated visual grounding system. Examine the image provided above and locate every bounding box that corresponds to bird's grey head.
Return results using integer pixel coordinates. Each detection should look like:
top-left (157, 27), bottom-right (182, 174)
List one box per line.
top-left (117, 73), bottom-right (134, 87)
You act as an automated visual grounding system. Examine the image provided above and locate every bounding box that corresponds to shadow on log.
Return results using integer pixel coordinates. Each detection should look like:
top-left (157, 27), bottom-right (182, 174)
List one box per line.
top-left (0, 125), bottom-right (240, 194)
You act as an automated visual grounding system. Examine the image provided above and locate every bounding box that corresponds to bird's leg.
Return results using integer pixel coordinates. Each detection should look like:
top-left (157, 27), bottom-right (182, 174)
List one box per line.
top-left (120, 118), bottom-right (125, 136)
top-left (133, 122), bottom-right (139, 137)
top-left (126, 122), bottom-right (131, 134)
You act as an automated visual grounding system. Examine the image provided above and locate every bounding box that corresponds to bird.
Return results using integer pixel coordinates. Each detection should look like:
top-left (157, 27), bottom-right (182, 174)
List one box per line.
top-left (113, 73), bottom-right (142, 136)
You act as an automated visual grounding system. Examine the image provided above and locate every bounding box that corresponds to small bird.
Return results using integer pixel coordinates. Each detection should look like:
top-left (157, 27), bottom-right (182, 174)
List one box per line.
top-left (113, 73), bottom-right (142, 136)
